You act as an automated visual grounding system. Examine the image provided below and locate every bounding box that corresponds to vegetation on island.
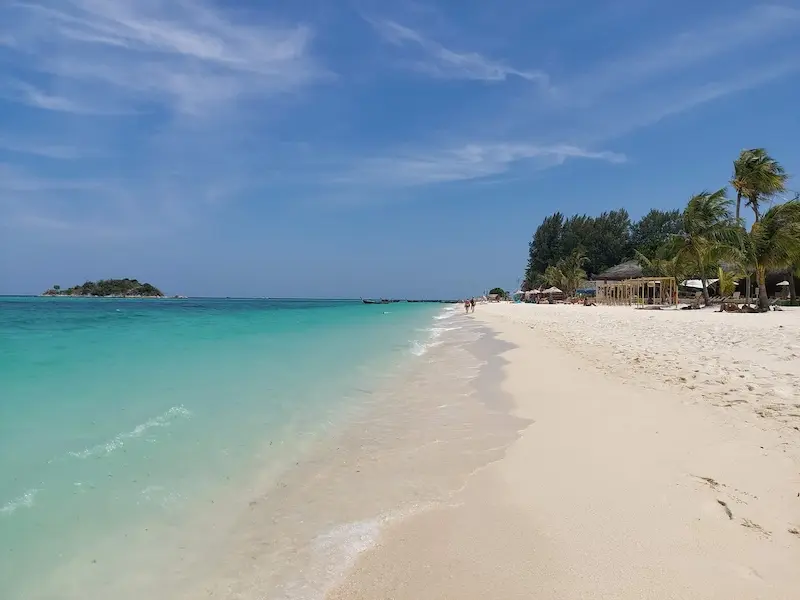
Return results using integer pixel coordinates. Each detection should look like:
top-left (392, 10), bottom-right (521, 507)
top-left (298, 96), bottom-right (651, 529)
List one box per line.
top-left (523, 148), bottom-right (800, 311)
top-left (43, 279), bottom-right (164, 297)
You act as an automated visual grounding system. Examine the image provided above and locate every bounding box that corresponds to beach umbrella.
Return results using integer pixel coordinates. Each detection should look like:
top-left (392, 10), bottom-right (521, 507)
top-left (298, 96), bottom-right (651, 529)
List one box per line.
top-left (681, 278), bottom-right (719, 289)
top-left (542, 286), bottom-right (563, 294)
top-left (776, 280), bottom-right (790, 286)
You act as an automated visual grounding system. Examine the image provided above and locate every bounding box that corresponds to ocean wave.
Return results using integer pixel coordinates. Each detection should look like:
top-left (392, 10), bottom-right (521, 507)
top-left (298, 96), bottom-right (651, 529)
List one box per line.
top-left (281, 504), bottom-right (434, 600)
top-left (410, 339), bottom-right (442, 356)
top-left (0, 489), bottom-right (39, 516)
top-left (433, 308), bottom-right (459, 320)
top-left (409, 324), bottom-right (461, 356)
top-left (69, 405), bottom-right (191, 459)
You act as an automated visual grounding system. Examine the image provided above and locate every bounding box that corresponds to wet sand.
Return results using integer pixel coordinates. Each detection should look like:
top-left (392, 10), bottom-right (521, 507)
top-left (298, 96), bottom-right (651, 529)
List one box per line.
top-left (328, 304), bottom-right (800, 599)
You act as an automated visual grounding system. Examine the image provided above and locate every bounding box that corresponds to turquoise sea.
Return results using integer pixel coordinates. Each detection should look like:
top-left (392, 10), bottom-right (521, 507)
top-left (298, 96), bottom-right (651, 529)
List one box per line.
top-left (0, 297), bottom-right (446, 599)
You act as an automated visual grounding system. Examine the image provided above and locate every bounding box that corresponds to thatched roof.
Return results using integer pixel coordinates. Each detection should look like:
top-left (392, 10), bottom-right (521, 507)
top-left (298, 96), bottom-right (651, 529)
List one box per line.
top-left (593, 260), bottom-right (643, 281)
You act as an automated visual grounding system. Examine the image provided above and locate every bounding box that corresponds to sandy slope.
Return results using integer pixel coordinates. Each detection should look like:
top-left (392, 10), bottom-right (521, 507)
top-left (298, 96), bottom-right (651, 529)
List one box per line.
top-left (328, 303), bottom-right (800, 599)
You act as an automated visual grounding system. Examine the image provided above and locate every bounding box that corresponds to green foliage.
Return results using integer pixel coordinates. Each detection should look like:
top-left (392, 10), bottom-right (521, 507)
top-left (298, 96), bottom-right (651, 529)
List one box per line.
top-left (525, 213), bottom-right (564, 285)
top-left (525, 209), bottom-right (632, 286)
top-left (745, 201), bottom-right (800, 309)
top-left (660, 189), bottom-right (743, 303)
top-left (540, 249), bottom-right (587, 295)
top-left (630, 209), bottom-right (683, 258)
top-left (717, 267), bottom-right (742, 298)
top-left (44, 278), bottom-right (164, 297)
top-left (732, 148), bottom-right (788, 222)
top-left (634, 249), bottom-right (689, 283)
top-left (489, 287), bottom-right (506, 298)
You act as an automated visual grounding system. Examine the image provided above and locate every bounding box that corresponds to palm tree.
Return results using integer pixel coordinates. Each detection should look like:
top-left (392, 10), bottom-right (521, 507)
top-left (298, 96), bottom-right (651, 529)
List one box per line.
top-left (717, 266), bottom-right (744, 299)
top-left (731, 149), bottom-right (788, 223)
top-left (745, 200), bottom-right (800, 311)
top-left (558, 248), bottom-right (588, 296)
top-left (542, 249), bottom-right (588, 296)
top-left (787, 264), bottom-right (797, 306)
top-left (665, 189), bottom-right (742, 305)
top-left (634, 249), bottom-right (689, 283)
top-left (544, 265), bottom-right (565, 289)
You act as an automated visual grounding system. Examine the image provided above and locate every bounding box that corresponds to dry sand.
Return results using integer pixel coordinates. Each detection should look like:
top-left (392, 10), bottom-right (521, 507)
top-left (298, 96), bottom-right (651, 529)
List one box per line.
top-left (328, 304), bottom-right (800, 599)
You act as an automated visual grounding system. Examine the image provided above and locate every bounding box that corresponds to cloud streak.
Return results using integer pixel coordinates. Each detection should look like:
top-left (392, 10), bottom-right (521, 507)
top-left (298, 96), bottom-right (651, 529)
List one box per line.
top-left (338, 142), bottom-right (625, 187)
top-left (552, 3), bottom-right (800, 107)
top-left (368, 18), bottom-right (549, 85)
top-left (1, 0), bottom-right (327, 115)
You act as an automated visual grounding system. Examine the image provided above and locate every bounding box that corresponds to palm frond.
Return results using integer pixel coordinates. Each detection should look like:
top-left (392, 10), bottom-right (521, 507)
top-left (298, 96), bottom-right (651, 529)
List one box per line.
top-left (749, 200), bottom-right (800, 271)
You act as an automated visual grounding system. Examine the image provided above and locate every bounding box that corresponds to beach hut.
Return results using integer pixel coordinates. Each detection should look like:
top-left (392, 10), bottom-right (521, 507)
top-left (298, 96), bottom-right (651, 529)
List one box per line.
top-left (541, 286), bottom-right (564, 302)
top-left (594, 260), bottom-right (643, 282)
top-left (595, 277), bottom-right (678, 307)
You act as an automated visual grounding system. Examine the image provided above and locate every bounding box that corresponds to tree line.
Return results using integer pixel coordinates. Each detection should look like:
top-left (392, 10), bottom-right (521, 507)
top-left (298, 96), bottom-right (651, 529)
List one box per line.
top-left (524, 208), bottom-right (683, 289)
top-left (523, 148), bottom-right (800, 311)
top-left (43, 278), bottom-right (164, 297)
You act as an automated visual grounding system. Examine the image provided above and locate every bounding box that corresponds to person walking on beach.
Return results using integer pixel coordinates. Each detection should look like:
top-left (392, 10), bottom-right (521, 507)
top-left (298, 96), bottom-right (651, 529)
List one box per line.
top-left (464, 299), bottom-right (470, 314)
top-left (470, 298), bottom-right (476, 313)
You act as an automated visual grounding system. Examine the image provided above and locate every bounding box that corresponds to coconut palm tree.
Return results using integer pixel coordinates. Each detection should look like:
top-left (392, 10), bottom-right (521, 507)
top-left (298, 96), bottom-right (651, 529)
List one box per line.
top-left (543, 265), bottom-right (565, 289)
top-left (786, 264), bottom-right (797, 306)
top-left (634, 249), bottom-right (689, 283)
top-left (731, 148), bottom-right (788, 223)
top-left (745, 200), bottom-right (800, 311)
top-left (732, 149), bottom-right (753, 222)
top-left (558, 248), bottom-right (588, 295)
top-left (542, 249), bottom-right (588, 296)
top-left (665, 189), bottom-right (742, 305)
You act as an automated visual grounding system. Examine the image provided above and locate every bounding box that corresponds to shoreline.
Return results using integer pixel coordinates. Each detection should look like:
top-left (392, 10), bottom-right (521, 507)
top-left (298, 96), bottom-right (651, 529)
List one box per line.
top-left (327, 304), bottom-right (800, 599)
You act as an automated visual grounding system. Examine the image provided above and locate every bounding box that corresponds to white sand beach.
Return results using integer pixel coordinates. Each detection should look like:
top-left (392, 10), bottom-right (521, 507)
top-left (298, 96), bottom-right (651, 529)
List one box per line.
top-left (329, 304), bottom-right (800, 599)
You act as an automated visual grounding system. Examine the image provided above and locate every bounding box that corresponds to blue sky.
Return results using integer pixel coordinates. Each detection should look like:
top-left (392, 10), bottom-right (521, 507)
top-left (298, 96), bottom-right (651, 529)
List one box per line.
top-left (1, 0), bottom-right (799, 297)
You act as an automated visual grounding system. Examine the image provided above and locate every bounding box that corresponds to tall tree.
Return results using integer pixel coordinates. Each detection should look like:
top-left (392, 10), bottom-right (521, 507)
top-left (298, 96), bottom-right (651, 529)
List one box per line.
top-left (732, 149), bottom-right (755, 222)
top-left (630, 209), bottom-right (683, 258)
top-left (583, 209), bottom-right (633, 276)
top-left (666, 189), bottom-right (742, 305)
top-left (745, 200), bottom-right (800, 311)
top-left (634, 249), bottom-right (689, 283)
top-left (731, 148), bottom-right (788, 223)
top-left (525, 213), bottom-right (564, 287)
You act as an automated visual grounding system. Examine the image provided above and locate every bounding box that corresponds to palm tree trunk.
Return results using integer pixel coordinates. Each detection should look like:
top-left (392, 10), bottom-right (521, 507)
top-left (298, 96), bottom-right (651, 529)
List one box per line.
top-left (735, 190), bottom-right (741, 221)
top-left (749, 193), bottom-right (761, 222)
top-left (744, 275), bottom-right (751, 307)
top-left (789, 268), bottom-right (797, 306)
top-left (757, 265), bottom-right (769, 311)
top-left (701, 275), bottom-right (710, 306)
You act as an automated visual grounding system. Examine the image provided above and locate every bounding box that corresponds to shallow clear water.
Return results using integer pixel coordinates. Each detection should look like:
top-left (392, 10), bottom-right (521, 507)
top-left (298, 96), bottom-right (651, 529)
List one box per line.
top-left (0, 297), bottom-right (443, 599)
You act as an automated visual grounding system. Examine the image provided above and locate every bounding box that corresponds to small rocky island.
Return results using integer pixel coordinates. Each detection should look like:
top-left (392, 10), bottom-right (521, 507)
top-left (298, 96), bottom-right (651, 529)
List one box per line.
top-left (43, 278), bottom-right (165, 298)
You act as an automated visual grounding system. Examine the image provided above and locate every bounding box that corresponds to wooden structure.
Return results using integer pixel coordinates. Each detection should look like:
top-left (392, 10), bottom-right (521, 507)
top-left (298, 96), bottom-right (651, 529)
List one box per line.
top-left (595, 277), bottom-right (678, 307)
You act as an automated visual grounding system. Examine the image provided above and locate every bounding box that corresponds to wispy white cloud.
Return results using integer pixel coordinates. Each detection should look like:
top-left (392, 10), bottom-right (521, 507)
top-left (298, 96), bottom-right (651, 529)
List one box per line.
top-left (1, 0), bottom-right (327, 116)
top-left (0, 137), bottom-right (87, 159)
top-left (368, 18), bottom-right (549, 85)
top-left (0, 164), bottom-right (103, 192)
top-left (580, 59), bottom-right (800, 143)
top-left (338, 142), bottom-right (625, 187)
top-left (552, 4), bottom-right (800, 107)
top-left (1, 81), bottom-right (130, 115)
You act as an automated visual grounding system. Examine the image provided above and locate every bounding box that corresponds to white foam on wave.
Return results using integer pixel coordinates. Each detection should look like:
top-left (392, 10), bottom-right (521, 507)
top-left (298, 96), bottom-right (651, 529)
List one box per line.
top-left (280, 504), bottom-right (434, 600)
top-left (433, 307), bottom-right (459, 320)
top-left (69, 405), bottom-right (192, 459)
top-left (409, 324), bottom-right (462, 356)
top-left (0, 489), bottom-right (39, 516)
